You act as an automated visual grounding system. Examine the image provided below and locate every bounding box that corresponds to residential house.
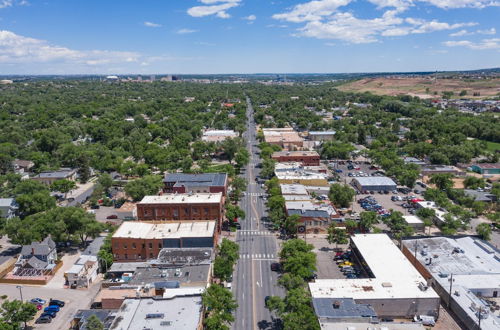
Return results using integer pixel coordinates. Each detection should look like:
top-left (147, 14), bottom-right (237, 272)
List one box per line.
top-left (0, 198), bottom-right (18, 219)
top-left (65, 255), bottom-right (99, 288)
top-left (15, 236), bottom-right (57, 276)
top-left (32, 168), bottom-right (77, 185)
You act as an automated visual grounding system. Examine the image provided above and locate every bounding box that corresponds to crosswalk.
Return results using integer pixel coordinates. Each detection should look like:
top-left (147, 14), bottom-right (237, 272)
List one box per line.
top-left (238, 230), bottom-right (274, 236)
top-left (242, 192), bottom-right (265, 197)
top-left (239, 253), bottom-right (277, 260)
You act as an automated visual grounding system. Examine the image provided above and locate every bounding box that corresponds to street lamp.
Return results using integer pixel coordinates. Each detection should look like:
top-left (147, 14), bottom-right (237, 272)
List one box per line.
top-left (16, 285), bottom-right (23, 302)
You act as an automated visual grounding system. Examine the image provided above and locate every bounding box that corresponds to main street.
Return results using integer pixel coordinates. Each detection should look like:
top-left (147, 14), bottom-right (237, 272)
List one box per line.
top-left (232, 96), bottom-right (284, 330)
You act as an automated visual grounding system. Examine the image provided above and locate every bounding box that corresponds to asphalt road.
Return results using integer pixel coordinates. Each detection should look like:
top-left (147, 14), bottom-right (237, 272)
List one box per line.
top-left (232, 97), bottom-right (284, 330)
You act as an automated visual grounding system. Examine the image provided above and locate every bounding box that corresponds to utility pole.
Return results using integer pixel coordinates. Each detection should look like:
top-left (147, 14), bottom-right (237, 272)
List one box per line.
top-left (16, 285), bottom-right (23, 302)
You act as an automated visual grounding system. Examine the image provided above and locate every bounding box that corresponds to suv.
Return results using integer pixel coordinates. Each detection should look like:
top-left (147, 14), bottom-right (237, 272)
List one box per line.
top-left (270, 263), bottom-right (282, 272)
top-left (36, 315), bottom-right (52, 324)
top-left (49, 299), bottom-right (65, 307)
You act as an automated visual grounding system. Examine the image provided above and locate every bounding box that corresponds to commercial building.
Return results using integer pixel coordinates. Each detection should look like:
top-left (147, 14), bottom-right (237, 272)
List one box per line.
top-left (64, 255), bottom-right (99, 288)
top-left (276, 170), bottom-right (329, 186)
top-left (111, 221), bottom-right (217, 262)
top-left (403, 215), bottom-right (425, 232)
top-left (272, 151), bottom-right (320, 166)
top-left (280, 183), bottom-right (311, 202)
top-left (31, 168), bottom-right (77, 185)
top-left (136, 193), bottom-right (224, 225)
top-left (162, 173), bottom-right (228, 196)
top-left (71, 310), bottom-right (116, 330)
top-left (420, 165), bottom-right (463, 177)
top-left (471, 163), bottom-right (500, 175)
top-left (275, 162), bottom-right (327, 174)
top-left (262, 127), bottom-right (304, 149)
top-left (403, 236), bottom-right (500, 330)
top-left (352, 177), bottom-right (397, 192)
top-left (308, 131), bottom-right (336, 142)
top-left (109, 295), bottom-right (203, 330)
top-left (414, 201), bottom-right (448, 225)
top-left (285, 201), bottom-right (340, 234)
top-left (463, 189), bottom-right (498, 203)
top-left (0, 198), bottom-right (18, 219)
top-left (201, 129), bottom-right (237, 142)
top-left (310, 234), bottom-right (440, 320)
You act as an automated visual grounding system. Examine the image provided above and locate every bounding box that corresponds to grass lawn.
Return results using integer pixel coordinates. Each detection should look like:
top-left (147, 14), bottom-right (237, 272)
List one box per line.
top-left (485, 141), bottom-right (500, 152)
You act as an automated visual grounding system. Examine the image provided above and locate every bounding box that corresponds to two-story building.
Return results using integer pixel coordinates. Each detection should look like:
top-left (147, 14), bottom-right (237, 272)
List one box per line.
top-left (163, 173), bottom-right (228, 196)
top-left (271, 151), bottom-right (320, 166)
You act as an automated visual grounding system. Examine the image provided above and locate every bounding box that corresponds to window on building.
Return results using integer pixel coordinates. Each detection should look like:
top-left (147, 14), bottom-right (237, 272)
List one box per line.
top-left (158, 243), bottom-right (162, 249)
top-left (124, 254), bottom-right (128, 260)
top-left (132, 243), bottom-right (136, 249)
top-left (123, 243), bottom-right (127, 249)
top-left (150, 253), bottom-right (154, 258)
top-left (149, 242), bottom-right (153, 249)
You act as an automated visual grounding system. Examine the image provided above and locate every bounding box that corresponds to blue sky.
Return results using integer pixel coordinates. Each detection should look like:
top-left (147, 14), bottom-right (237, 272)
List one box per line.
top-left (0, 0), bottom-right (498, 74)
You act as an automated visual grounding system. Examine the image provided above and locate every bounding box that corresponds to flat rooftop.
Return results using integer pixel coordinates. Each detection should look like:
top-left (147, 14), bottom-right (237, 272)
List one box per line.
top-left (309, 131), bottom-right (336, 135)
top-left (129, 265), bottom-right (210, 286)
top-left (163, 173), bottom-right (227, 187)
top-left (353, 176), bottom-right (397, 186)
top-left (110, 297), bottom-right (202, 330)
top-left (276, 171), bottom-right (327, 180)
top-left (403, 215), bottom-right (423, 224)
top-left (272, 151), bottom-right (319, 157)
top-left (138, 193), bottom-right (222, 205)
top-left (113, 221), bottom-right (216, 239)
top-left (310, 234), bottom-right (439, 300)
top-left (320, 323), bottom-right (425, 330)
top-left (403, 236), bottom-right (500, 330)
top-left (280, 184), bottom-right (309, 195)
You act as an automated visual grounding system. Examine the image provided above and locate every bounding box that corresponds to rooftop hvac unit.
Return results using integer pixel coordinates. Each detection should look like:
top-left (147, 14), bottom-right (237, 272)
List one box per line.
top-left (418, 282), bottom-right (428, 291)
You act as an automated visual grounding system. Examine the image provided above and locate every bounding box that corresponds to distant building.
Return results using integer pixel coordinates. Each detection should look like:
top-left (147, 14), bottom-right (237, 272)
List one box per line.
top-left (12, 159), bottom-right (34, 173)
top-left (71, 309), bottom-right (115, 330)
top-left (0, 198), bottom-right (18, 219)
top-left (310, 234), bottom-right (440, 322)
top-left (414, 201), bottom-right (449, 225)
top-left (201, 130), bottom-right (237, 142)
top-left (262, 127), bottom-right (304, 149)
top-left (470, 163), bottom-right (500, 175)
top-left (420, 165), bottom-right (463, 177)
top-left (272, 151), bottom-right (320, 166)
top-left (308, 131), bottom-right (336, 142)
top-left (15, 236), bottom-right (57, 275)
top-left (285, 201), bottom-right (340, 234)
top-left (163, 173), bottom-right (228, 196)
top-left (403, 157), bottom-right (427, 166)
top-left (32, 168), bottom-right (77, 185)
top-left (403, 236), bottom-right (500, 330)
top-left (275, 170), bottom-right (329, 187)
top-left (352, 177), bottom-right (397, 192)
top-left (403, 215), bottom-right (425, 232)
top-left (136, 193), bottom-right (224, 225)
top-left (463, 189), bottom-right (497, 202)
top-left (111, 221), bottom-right (217, 262)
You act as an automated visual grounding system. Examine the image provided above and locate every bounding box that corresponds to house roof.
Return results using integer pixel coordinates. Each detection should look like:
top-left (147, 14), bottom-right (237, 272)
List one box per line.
top-left (472, 163), bottom-right (500, 170)
top-left (20, 236), bottom-right (56, 256)
top-left (353, 176), bottom-right (397, 187)
top-left (26, 256), bottom-right (48, 269)
top-left (33, 168), bottom-right (76, 179)
top-left (163, 173), bottom-right (227, 187)
top-left (138, 193), bottom-right (222, 205)
top-left (0, 198), bottom-right (15, 208)
top-left (112, 221), bottom-right (216, 240)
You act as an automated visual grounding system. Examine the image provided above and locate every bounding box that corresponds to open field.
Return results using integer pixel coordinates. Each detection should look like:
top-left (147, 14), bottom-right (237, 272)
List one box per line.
top-left (484, 140), bottom-right (500, 152)
top-left (338, 76), bottom-right (500, 99)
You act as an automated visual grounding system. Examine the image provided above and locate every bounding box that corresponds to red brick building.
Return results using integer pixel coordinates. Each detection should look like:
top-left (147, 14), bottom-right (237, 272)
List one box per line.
top-left (272, 151), bottom-right (320, 166)
top-left (136, 193), bottom-right (224, 226)
top-left (111, 221), bottom-right (217, 262)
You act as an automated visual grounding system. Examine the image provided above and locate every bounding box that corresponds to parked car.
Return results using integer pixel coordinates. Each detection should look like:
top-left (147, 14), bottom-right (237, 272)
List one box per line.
top-left (44, 305), bottom-right (60, 313)
top-left (30, 298), bottom-right (46, 305)
top-left (270, 263), bottom-right (282, 272)
top-left (36, 316), bottom-right (52, 324)
top-left (49, 299), bottom-right (65, 307)
top-left (41, 311), bottom-right (57, 318)
top-left (233, 222), bottom-right (241, 230)
top-left (106, 214), bottom-right (118, 219)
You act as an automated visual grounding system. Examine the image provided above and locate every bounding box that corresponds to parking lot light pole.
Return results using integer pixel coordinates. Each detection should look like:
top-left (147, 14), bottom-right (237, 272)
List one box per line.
top-left (16, 285), bottom-right (23, 302)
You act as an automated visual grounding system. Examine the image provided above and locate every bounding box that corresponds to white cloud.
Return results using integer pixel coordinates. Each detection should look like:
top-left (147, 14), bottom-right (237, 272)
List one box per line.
top-left (272, 0), bottom-right (351, 23)
top-left (367, 0), bottom-right (412, 9)
top-left (406, 18), bottom-right (477, 33)
top-left (477, 28), bottom-right (496, 35)
top-left (449, 29), bottom-right (469, 37)
top-left (0, 30), bottom-right (140, 65)
top-left (244, 14), bottom-right (256, 21)
top-left (187, 0), bottom-right (240, 18)
top-left (418, 0), bottom-right (500, 8)
top-left (176, 28), bottom-right (198, 34)
top-left (0, 0), bottom-right (13, 8)
top-left (443, 38), bottom-right (500, 50)
top-left (450, 27), bottom-right (496, 37)
top-left (144, 21), bottom-right (162, 28)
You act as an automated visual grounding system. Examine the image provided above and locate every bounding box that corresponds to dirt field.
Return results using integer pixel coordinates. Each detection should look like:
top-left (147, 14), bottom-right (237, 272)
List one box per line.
top-left (338, 76), bottom-right (500, 99)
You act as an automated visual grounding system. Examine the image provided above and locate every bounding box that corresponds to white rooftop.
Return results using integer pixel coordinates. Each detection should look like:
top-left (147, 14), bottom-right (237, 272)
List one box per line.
top-left (113, 221), bottom-right (216, 239)
top-left (280, 184), bottom-right (308, 195)
top-left (202, 130), bottom-right (237, 136)
top-left (139, 193), bottom-right (222, 205)
top-left (276, 171), bottom-right (327, 181)
top-left (403, 215), bottom-right (424, 225)
top-left (310, 234), bottom-right (439, 300)
top-left (283, 194), bottom-right (312, 201)
top-left (353, 176), bottom-right (397, 186)
top-left (111, 297), bottom-right (202, 330)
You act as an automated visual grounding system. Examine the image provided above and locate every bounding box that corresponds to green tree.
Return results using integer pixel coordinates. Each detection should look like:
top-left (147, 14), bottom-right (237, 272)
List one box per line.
top-left (225, 204), bottom-right (245, 223)
top-left (327, 225), bottom-right (348, 249)
top-left (359, 211), bottom-right (379, 232)
top-left (429, 173), bottom-right (454, 191)
top-left (416, 208), bottom-right (435, 235)
top-left (0, 299), bottom-right (37, 329)
top-left (50, 179), bottom-right (77, 198)
top-left (476, 223), bottom-right (492, 241)
top-left (124, 175), bottom-right (162, 201)
top-left (221, 138), bottom-right (240, 164)
top-left (328, 183), bottom-right (355, 208)
top-left (463, 176), bottom-right (485, 190)
top-left (260, 158), bottom-right (276, 178)
top-left (280, 239), bottom-right (316, 280)
top-left (234, 149), bottom-right (250, 169)
top-left (85, 314), bottom-right (104, 330)
top-left (202, 285), bottom-right (238, 330)
top-left (283, 214), bottom-right (301, 237)
top-left (97, 173), bottom-right (113, 193)
top-left (384, 211), bottom-right (414, 239)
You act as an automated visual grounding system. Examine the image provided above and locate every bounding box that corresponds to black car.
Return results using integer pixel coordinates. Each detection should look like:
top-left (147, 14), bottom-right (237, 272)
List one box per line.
top-left (270, 263), bottom-right (282, 272)
top-left (36, 316), bottom-right (52, 324)
top-left (49, 299), bottom-right (65, 307)
top-left (233, 222), bottom-right (241, 230)
top-left (41, 311), bottom-right (57, 318)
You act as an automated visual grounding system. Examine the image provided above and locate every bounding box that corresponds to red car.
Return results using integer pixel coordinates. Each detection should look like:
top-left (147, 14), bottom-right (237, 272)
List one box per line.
top-left (106, 214), bottom-right (118, 219)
